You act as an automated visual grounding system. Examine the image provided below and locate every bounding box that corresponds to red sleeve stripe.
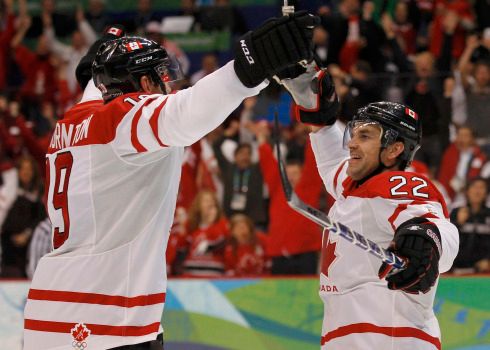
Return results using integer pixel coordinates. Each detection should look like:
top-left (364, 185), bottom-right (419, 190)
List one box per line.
top-left (387, 200), bottom-right (432, 231)
top-left (28, 289), bottom-right (165, 307)
top-left (130, 98), bottom-right (158, 152)
top-left (321, 322), bottom-right (441, 349)
top-left (333, 160), bottom-right (347, 192)
top-left (421, 212), bottom-right (440, 220)
top-left (149, 97), bottom-right (168, 147)
top-left (388, 203), bottom-right (409, 232)
top-left (24, 319), bottom-right (160, 337)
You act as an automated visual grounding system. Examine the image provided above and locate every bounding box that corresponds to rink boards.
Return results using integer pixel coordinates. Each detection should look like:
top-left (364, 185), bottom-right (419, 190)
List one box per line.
top-left (1, 276), bottom-right (489, 350)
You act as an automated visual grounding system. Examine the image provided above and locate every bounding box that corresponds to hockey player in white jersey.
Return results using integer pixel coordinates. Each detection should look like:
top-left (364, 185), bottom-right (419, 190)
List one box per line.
top-left (24, 12), bottom-right (320, 350)
top-left (281, 66), bottom-right (459, 350)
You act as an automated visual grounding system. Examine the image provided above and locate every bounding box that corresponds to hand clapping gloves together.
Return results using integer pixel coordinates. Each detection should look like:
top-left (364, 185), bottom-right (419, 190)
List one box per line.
top-left (233, 11), bottom-right (319, 88)
top-left (378, 217), bottom-right (442, 294)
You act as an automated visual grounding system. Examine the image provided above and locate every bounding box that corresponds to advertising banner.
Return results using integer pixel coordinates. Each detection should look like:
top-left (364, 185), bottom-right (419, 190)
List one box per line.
top-left (1, 277), bottom-right (489, 350)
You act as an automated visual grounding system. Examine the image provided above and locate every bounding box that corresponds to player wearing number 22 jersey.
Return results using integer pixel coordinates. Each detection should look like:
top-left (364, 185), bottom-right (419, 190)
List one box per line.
top-left (309, 106), bottom-right (459, 349)
top-left (283, 64), bottom-right (459, 350)
top-left (23, 38), bottom-right (267, 349)
top-left (283, 68), bottom-right (459, 350)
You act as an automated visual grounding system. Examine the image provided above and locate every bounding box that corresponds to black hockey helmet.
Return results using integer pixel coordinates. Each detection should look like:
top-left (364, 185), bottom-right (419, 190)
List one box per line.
top-left (92, 36), bottom-right (183, 102)
top-left (344, 101), bottom-right (422, 169)
top-left (76, 24), bottom-right (126, 90)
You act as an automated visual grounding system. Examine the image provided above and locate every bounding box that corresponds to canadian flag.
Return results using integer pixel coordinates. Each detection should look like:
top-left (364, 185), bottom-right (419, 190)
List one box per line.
top-left (405, 107), bottom-right (418, 120)
top-left (106, 27), bottom-right (123, 36)
top-left (125, 41), bottom-right (143, 52)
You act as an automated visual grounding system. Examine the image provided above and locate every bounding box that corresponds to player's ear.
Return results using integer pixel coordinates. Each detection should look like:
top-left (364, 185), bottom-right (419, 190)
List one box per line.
top-left (383, 142), bottom-right (405, 166)
top-left (140, 75), bottom-right (156, 93)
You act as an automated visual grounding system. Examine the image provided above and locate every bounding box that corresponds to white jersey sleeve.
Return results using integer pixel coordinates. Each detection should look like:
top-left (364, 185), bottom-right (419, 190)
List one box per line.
top-left (111, 61), bottom-right (267, 155)
top-left (309, 124), bottom-right (349, 199)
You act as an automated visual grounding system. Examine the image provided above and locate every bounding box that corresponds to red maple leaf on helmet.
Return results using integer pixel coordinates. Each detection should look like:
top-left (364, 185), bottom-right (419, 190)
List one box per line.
top-left (321, 234), bottom-right (338, 278)
top-left (71, 323), bottom-right (91, 342)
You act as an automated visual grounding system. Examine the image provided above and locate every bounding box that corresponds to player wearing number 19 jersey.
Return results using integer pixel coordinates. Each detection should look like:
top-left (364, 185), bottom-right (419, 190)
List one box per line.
top-left (24, 9), bottom-right (319, 346)
top-left (23, 37), bottom-right (268, 349)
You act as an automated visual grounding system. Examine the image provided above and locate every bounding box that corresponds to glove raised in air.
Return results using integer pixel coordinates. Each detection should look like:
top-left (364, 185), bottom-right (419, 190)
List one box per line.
top-left (281, 63), bottom-right (339, 126)
top-left (378, 217), bottom-right (442, 294)
top-left (233, 11), bottom-right (319, 88)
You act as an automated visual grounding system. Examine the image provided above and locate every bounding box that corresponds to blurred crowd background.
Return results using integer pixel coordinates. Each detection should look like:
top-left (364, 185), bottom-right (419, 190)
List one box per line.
top-left (0, 0), bottom-right (489, 279)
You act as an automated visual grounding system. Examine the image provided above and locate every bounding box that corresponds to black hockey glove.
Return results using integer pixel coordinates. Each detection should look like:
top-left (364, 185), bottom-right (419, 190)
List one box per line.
top-left (75, 24), bottom-right (126, 90)
top-left (378, 217), bottom-right (442, 294)
top-left (233, 11), bottom-right (319, 88)
top-left (281, 63), bottom-right (339, 126)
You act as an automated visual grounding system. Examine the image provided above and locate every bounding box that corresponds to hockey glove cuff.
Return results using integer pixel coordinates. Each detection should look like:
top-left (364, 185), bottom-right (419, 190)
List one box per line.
top-left (378, 217), bottom-right (442, 294)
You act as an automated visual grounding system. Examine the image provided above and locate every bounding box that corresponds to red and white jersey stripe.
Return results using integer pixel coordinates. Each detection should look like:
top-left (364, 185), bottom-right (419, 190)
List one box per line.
top-left (25, 62), bottom-right (265, 349)
top-left (309, 124), bottom-right (459, 350)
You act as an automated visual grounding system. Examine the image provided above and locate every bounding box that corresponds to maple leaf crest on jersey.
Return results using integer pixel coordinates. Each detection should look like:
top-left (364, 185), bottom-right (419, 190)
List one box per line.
top-left (321, 234), bottom-right (338, 278)
top-left (71, 323), bottom-right (91, 349)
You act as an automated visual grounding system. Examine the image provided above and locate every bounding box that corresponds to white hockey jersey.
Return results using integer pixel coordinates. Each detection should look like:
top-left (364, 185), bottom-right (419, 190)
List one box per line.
top-left (24, 62), bottom-right (265, 350)
top-left (310, 125), bottom-right (459, 350)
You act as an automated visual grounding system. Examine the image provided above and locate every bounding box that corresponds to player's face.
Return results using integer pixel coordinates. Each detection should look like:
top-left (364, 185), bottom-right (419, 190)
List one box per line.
top-left (346, 123), bottom-right (383, 181)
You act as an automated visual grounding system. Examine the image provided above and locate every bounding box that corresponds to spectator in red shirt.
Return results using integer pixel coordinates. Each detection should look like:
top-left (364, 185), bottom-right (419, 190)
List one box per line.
top-left (430, 0), bottom-right (475, 59)
top-left (438, 125), bottom-right (487, 201)
top-left (0, 99), bottom-right (51, 175)
top-left (254, 122), bottom-right (323, 275)
top-left (224, 214), bottom-right (267, 276)
top-left (182, 189), bottom-right (229, 276)
top-left (11, 15), bottom-right (58, 109)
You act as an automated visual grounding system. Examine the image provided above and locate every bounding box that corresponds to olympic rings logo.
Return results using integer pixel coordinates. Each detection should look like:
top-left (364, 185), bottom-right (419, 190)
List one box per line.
top-left (72, 340), bottom-right (88, 350)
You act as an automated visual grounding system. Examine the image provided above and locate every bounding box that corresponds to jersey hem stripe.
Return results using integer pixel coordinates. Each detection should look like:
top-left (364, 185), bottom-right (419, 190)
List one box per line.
top-left (28, 289), bottom-right (166, 307)
top-left (320, 322), bottom-right (441, 349)
top-left (24, 319), bottom-right (160, 336)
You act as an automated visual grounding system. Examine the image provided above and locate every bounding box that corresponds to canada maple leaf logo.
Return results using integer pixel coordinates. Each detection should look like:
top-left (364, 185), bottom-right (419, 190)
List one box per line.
top-left (321, 234), bottom-right (338, 278)
top-left (71, 323), bottom-right (91, 342)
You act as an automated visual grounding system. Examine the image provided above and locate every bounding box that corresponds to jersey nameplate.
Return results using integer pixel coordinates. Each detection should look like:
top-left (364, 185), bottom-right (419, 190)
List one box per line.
top-left (50, 115), bottom-right (94, 150)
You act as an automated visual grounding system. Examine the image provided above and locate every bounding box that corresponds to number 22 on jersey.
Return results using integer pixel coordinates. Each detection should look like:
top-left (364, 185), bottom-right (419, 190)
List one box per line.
top-left (46, 151), bottom-right (74, 248)
top-left (389, 175), bottom-right (429, 198)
